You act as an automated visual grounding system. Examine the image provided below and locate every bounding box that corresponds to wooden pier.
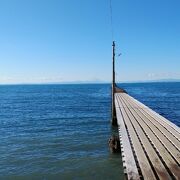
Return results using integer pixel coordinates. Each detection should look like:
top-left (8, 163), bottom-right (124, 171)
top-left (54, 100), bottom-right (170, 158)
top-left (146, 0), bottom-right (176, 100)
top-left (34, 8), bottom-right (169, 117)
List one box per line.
top-left (115, 90), bottom-right (180, 179)
top-left (111, 41), bottom-right (180, 179)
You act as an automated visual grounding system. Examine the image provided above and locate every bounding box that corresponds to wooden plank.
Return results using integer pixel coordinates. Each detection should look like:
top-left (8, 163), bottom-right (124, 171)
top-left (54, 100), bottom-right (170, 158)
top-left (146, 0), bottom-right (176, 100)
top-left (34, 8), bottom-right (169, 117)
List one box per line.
top-left (115, 94), bottom-right (157, 180)
top-left (114, 97), bottom-right (140, 180)
top-left (122, 93), bottom-right (180, 141)
top-left (123, 93), bottom-right (180, 144)
top-left (121, 93), bottom-right (180, 153)
top-left (117, 95), bottom-right (171, 180)
top-left (119, 94), bottom-right (180, 179)
top-left (123, 92), bottom-right (180, 135)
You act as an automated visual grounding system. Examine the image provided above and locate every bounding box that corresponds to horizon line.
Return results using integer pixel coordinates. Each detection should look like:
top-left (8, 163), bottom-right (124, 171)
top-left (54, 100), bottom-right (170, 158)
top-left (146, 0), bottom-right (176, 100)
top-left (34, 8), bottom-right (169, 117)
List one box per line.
top-left (0, 79), bottom-right (180, 85)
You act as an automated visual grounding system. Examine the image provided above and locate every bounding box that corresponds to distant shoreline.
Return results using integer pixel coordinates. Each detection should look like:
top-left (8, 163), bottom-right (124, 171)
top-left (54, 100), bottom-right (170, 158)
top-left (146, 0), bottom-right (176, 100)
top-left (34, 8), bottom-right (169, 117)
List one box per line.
top-left (0, 80), bottom-right (180, 86)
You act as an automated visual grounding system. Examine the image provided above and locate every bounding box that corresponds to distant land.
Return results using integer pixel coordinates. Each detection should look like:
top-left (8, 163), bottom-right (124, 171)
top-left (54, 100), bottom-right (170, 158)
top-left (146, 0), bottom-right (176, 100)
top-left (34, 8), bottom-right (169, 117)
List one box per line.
top-left (40, 79), bottom-right (180, 84)
top-left (0, 79), bottom-right (180, 85)
top-left (118, 79), bottom-right (180, 84)
top-left (64, 79), bottom-right (180, 84)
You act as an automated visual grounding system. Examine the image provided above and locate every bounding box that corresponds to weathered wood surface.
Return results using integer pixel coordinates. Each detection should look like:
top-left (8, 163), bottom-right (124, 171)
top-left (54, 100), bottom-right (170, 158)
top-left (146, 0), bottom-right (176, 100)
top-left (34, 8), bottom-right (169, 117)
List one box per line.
top-left (115, 91), bottom-right (180, 180)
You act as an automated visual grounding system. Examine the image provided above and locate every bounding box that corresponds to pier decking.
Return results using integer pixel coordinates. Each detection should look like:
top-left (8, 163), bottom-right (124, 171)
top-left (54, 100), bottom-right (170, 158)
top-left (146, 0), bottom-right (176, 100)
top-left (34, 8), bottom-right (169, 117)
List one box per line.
top-left (114, 90), bottom-right (180, 179)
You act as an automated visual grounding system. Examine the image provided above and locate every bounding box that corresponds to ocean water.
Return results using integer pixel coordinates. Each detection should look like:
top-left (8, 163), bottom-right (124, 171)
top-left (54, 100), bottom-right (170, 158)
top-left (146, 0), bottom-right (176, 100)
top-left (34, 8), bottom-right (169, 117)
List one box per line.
top-left (0, 82), bottom-right (179, 180)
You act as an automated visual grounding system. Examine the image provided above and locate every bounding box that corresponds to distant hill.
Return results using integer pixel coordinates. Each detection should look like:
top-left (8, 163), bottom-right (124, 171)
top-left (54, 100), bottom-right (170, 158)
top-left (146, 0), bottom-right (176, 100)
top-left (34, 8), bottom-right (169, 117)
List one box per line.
top-left (118, 79), bottom-right (180, 84)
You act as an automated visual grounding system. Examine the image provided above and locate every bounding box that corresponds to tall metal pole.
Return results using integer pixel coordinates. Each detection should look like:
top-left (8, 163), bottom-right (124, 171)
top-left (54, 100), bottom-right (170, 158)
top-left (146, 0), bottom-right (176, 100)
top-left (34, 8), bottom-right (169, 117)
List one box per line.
top-left (112, 41), bottom-right (117, 126)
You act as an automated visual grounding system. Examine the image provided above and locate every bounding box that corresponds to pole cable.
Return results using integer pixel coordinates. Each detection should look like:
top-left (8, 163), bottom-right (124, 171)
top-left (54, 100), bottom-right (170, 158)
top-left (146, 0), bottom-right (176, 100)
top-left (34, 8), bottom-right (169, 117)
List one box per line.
top-left (109, 0), bottom-right (114, 41)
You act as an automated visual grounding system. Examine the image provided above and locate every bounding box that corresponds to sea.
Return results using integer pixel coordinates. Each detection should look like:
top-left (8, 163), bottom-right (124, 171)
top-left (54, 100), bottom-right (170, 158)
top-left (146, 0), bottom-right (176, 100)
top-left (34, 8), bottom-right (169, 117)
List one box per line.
top-left (0, 82), bottom-right (180, 180)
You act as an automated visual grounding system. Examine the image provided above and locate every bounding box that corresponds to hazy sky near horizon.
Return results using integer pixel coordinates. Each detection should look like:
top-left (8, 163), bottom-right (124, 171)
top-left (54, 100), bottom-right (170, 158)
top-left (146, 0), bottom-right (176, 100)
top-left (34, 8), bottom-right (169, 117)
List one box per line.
top-left (0, 0), bottom-right (180, 84)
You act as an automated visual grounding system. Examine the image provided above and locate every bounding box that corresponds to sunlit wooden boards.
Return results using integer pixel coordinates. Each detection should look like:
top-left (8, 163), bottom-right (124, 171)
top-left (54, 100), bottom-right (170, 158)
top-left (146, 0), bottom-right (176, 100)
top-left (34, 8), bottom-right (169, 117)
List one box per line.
top-left (115, 92), bottom-right (180, 180)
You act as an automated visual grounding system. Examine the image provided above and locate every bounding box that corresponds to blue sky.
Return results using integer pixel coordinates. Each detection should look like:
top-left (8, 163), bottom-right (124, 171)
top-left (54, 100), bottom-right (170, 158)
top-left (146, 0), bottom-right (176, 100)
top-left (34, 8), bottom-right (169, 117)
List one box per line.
top-left (0, 0), bottom-right (180, 84)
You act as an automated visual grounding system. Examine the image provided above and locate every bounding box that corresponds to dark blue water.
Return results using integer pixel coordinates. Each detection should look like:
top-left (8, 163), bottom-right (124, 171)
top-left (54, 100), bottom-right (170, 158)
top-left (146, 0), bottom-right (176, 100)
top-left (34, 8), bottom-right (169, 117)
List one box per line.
top-left (0, 83), bottom-right (179, 180)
